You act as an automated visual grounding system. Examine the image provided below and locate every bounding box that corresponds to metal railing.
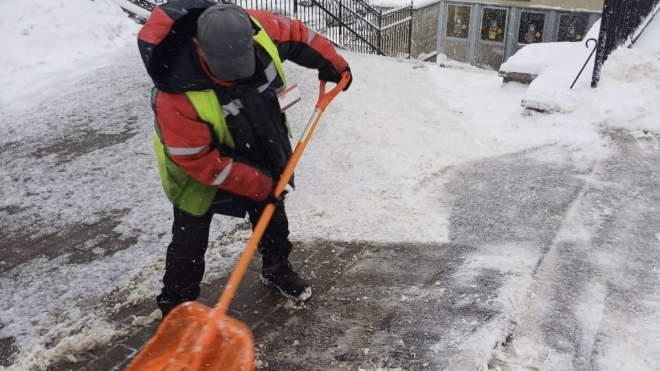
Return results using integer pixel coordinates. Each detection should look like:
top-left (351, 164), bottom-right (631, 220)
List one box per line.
top-left (126, 0), bottom-right (413, 58)
top-left (291, 0), bottom-right (413, 58)
top-left (591, 0), bottom-right (660, 86)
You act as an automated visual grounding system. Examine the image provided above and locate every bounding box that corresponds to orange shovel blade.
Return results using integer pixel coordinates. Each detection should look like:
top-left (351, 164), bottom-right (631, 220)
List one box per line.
top-left (125, 302), bottom-right (254, 371)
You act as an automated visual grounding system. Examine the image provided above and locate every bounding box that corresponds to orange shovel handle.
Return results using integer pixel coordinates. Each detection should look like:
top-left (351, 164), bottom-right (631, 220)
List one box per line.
top-left (189, 72), bottom-right (350, 369)
top-left (271, 71), bottom-right (350, 201)
top-left (317, 71), bottom-right (351, 111)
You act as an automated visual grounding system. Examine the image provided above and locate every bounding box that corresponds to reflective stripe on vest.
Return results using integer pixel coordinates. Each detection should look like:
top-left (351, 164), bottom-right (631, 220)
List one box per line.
top-left (153, 17), bottom-right (287, 216)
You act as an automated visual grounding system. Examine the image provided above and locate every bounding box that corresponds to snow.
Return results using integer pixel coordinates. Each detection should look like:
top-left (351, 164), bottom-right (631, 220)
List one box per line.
top-left (515, 15), bottom-right (660, 130)
top-left (0, 0), bottom-right (659, 370)
top-left (370, 0), bottom-right (439, 9)
top-left (631, 1), bottom-right (660, 45)
top-left (500, 40), bottom-right (592, 77)
top-left (514, 13), bottom-right (660, 133)
top-left (503, 20), bottom-right (601, 112)
top-left (0, 0), bottom-right (141, 111)
top-left (108, 0), bottom-right (152, 20)
top-left (635, 10), bottom-right (660, 51)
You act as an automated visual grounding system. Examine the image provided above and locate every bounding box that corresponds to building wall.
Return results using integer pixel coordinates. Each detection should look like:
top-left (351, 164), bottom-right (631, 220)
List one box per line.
top-left (456, 0), bottom-right (603, 12)
top-left (408, 0), bottom-right (602, 62)
top-left (436, 0), bottom-right (601, 69)
top-left (390, 0), bottom-right (602, 64)
top-left (411, 3), bottom-right (442, 59)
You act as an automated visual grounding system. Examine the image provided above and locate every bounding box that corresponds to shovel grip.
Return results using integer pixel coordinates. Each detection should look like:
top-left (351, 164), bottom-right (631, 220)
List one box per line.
top-left (318, 71), bottom-right (351, 110)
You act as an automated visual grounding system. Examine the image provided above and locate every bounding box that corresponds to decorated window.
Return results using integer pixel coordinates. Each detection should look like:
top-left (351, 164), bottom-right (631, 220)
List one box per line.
top-left (446, 5), bottom-right (471, 39)
top-left (518, 12), bottom-right (545, 44)
top-left (557, 14), bottom-right (589, 42)
top-left (481, 8), bottom-right (507, 43)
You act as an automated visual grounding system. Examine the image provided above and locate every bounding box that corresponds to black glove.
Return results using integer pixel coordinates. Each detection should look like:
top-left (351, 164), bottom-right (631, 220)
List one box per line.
top-left (318, 65), bottom-right (352, 91)
top-left (266, 189), bottom-right (288, 207)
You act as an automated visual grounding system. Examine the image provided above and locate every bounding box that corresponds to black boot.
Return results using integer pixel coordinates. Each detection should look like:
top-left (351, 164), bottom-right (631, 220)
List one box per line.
top-left (261, 259), bottom-right (312, 302)
top-left (156, 294), bottom-right (179, 319)
top-left (156, 290), bottom-right (192, 319)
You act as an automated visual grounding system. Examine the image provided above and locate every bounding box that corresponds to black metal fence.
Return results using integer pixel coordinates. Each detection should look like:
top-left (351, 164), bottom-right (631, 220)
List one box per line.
top-left (591, 0), bottom-right (660, 86)
top-left (290, 0), bottom-right (413, 58)
top-left (127, 0), bottom-right (413, 58)
top-left (132, 0), bottom-right (158, 10)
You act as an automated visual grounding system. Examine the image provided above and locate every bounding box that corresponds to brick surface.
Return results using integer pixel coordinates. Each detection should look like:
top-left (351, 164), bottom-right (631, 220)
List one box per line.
top-left (0, 245), bottom-right (42, 273)
top-left (121, 322), bottom-right (160, 351)
top-left (47, 353), bottom-right (97, 371)
top-left (1, 193), bottom-right (367, 371)
top-left (0, 336), bottom-right (16, 367)
top-left (82, 345), bottom-right (135, 371)
top-left (126, 241), bottom-right (360, 370)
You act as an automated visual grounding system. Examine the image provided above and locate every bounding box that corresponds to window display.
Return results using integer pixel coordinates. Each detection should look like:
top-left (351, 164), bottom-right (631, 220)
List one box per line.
top-left (518, 12), bottom-right (545, 44)
top-left (446, 5), bottom-right (471, 39)
top-left (557, 13), bottom-right (588, 42)
top-left (481, 8), bottom-right (507, 43)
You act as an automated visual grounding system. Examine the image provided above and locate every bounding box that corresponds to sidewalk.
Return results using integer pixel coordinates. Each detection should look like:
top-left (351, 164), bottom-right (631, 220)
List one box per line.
top-left (38, 239), bottom-right (369, 371)
top-left (3, 128), bottom-right (659, 370)
top-left (2, 137), bottom-right (586, 370)
top-left (0, 118), bottom-right (575, 371)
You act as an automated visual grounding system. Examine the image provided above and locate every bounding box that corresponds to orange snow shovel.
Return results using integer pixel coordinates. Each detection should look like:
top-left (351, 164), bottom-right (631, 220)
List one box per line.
top-left (125, 72), bottom-right (351, 371)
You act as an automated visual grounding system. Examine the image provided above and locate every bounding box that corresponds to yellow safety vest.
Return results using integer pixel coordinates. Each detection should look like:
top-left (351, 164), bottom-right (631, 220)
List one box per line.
top-left (154, 18), bottom-right (287, 216)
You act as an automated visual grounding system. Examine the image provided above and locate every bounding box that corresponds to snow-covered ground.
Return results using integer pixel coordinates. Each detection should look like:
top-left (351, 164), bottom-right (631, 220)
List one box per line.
top-left (0, 0), bottom-right (140, 111)
top-left (1, 1), bottom-right (659, 370)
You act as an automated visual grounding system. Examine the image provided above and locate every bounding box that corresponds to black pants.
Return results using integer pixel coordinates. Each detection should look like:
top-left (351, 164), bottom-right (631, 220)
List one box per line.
top-left (160, 200), bottom-right (292, 303)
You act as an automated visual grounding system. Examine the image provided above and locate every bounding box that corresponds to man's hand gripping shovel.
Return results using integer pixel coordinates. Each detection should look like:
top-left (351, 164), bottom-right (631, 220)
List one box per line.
top-left (125, 72), bottom-right (351, 371)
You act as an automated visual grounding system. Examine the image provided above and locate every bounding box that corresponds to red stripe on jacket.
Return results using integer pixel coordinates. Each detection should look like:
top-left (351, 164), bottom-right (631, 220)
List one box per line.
top-left (138, 7), bottom-right (175, 45)
top-left (155, 93), bottom-right (272, 201)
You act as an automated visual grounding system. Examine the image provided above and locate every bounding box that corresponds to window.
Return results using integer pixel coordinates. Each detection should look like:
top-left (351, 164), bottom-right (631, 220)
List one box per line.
top-left (518, 12), bottom-right (545, 44)
top-left (481, 8), bottom-right (507, 43)
top-left (557, 14), bottom-right (588, 42)
top-left (446, 5), bottom-right (471, 39)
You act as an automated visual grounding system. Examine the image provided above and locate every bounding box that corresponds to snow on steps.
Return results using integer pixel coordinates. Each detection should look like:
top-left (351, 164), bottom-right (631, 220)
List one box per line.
top-left (499, 20), bottom-right (602, 113)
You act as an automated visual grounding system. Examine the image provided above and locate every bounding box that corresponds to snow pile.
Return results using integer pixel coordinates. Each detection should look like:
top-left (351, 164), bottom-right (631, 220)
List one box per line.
top-left (516, 20), bottom-right (601, 113)
top-left (592, 20), bottom-right (660, 133)
top-left (0, 0), bottom-right (141, 110)
top-left (499, 41), bottom-right (586, 77)
top-left (519, 15), bottom-right (660, 135)
top-left (503, 15), bottom-right (660, 136)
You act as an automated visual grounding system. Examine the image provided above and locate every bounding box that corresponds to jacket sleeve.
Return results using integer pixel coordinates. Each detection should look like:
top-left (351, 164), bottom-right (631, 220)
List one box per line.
top-left (154, 92), bottom-right (272, 201)
top-left (248, 10), bottom-right (349, 74)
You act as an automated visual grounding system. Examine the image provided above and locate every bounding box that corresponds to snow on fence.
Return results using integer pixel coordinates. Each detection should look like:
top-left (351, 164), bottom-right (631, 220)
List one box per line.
top-left (591, 0), bottom-right (660, 86)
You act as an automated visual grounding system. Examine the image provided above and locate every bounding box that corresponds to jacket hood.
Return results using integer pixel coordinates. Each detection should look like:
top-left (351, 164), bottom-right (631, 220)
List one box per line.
top-left (137, 0), bottom-right (217, 93)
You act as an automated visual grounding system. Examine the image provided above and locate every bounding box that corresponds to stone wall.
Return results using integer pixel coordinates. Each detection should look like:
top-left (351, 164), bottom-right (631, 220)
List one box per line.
top-left (411, 2), bottom-right (442, 60)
